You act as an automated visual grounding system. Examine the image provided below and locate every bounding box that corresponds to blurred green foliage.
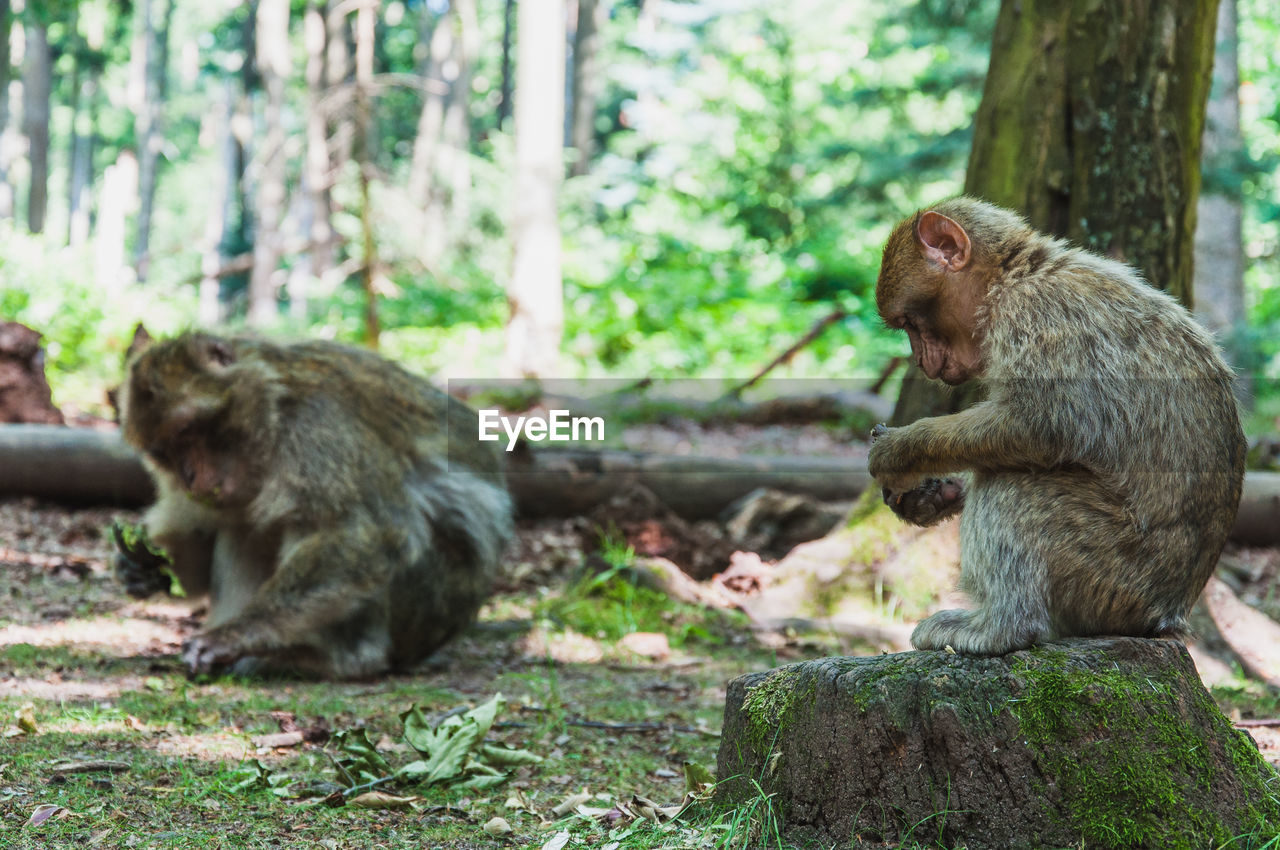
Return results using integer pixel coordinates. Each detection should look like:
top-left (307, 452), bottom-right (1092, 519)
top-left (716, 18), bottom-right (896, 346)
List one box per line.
top-left (4, 0), bottom-right (1280, 419)
top-left (1240, 0), bottom-right (1280, 398)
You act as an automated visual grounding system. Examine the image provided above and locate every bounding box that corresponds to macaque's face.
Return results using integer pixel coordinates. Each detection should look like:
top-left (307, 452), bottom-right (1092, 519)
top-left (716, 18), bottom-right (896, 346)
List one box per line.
top-left (896, 314), bottom-right (973, 385)
top-left (889, 288), bottom-right (986, 385)
top-left (120, 337), bottom-right (253, 506)
top-left (876, 210), bottom-right (987, 386)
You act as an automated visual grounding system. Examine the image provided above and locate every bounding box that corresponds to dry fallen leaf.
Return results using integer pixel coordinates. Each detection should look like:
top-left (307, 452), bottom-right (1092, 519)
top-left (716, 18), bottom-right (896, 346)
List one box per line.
top-left (27, 803), bottom-right (70, 826)
top-left (617, 631), bottom-right (671, 660)
top-left (551, 791), bottom-right (594, 818)
top-left (347, 791), bottom-right (420, 809)
top-left (251, 731), bottom-right (305, 749)
top-left (504, 788), bottom-right (534, 812)
top-left (540, 831), bottom-right (571, 850)
top-left (482, 816), bottom-right (512, 835)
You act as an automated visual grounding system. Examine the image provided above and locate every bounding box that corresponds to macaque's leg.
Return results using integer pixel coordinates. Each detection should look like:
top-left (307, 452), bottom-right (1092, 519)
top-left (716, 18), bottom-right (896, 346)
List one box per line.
top-left (182, 525), bottom-right (396, 678)
top-left (911, 474), bottom-right (1052, 654)
top-left (205, 526), bottom-right (280, 629)
top-left (912, 471), bottom-right (1158, 654)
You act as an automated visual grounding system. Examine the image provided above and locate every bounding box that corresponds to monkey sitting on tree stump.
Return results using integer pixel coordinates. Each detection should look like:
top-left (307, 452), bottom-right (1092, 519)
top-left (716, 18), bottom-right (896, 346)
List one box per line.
top-left (716, 202), bottom-right (1263, 847)
top-left (868, 197), bottom-right (1246, 655)
top-left (115, 332), bottom-right (513, 679)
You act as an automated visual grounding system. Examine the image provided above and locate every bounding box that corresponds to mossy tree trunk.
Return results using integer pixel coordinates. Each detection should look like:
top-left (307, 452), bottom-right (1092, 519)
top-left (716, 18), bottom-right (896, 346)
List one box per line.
top-left (892, 0), bottom-right (1219, 425)
top-left (717, 638), bottom-right (1280, 849)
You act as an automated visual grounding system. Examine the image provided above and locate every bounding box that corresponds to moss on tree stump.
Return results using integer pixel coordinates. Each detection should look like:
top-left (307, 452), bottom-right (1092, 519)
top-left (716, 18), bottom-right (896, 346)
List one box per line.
top-left (716, 638), bottom-right (1280, 849)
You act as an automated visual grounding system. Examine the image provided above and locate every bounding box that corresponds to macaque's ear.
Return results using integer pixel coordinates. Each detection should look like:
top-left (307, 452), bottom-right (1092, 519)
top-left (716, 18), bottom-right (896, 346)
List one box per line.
top-left (203, 338), bottom-right (236, 369)
top-left (917, 211), bottom-right (972, 271)
top-left (127, 324), bottom-right (154, 358)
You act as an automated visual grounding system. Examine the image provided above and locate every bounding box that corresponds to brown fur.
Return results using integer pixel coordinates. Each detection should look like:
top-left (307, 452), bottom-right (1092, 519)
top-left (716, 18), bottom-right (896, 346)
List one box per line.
top-left (117, 332), bottom-right (513, 678)
top-left (870, 198), bottom-right (1246, 654)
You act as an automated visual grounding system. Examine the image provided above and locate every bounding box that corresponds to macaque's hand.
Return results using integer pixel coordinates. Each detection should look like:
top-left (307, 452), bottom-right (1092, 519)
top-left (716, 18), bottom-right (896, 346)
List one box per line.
top-left (867, 423), bottom-right (922, 493)
top-left (111, 522), bottom-right (172, 599)
top-left (882, 477), bottom-right (965, 526)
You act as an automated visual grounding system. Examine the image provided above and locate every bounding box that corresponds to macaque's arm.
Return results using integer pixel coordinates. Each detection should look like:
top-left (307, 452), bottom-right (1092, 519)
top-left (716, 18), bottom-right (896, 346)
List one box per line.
top-left (183, 525), bottom-right (391, 673)
top-left (868, 400), bottom-right (1062, 487)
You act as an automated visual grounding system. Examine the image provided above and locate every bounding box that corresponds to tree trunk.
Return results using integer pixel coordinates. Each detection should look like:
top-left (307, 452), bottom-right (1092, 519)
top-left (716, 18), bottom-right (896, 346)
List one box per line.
top-left (325, 0), bottom-right (353, 172)
top-left (0, 0), bottom-right (12, 220)
top-left (67, 70), bottom-right (97, 248)
top-left (443, 0), bottom-right (477, 239)
top-left (497, 0), bottom-right (515, 130)
top-left (214, 3), bottom-right (258, 317)
top-left (569, 0), bottom-right (604, 177)
top-left (302, 0), bottom-right (335, 297)
top-left (64, 4), bottom-right (85, 247)
top-left (22, 20), bottom-right (50, 235)
top-left (0, 425), bottom-right (870, 514)
top-left (505, 0), bottom-right (566, 378)
top-left (718, 637), bottom-right (1280, 849)
top-left (355, 0), bottom-right (379, 347)
top-left (199, 82), bottom-right (236, 326)
top-left (409, 4), bottom-right (453, 264)
top-left (1194, 0), bottom-right (1250, 400)
top-left (4, 424), bottom-right (1280, 545)
top-left (94, 152), bottom-right (136, 294)
top-left (132, 0), bottom-right (173, 280)
top-left (247, 0), bottom-right (290, 327)
top-left (892, 0), bottom-right (1220, 425)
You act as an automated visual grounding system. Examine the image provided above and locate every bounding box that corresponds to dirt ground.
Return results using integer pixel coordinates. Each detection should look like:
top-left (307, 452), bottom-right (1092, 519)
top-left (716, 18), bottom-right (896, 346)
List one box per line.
top-left (1, 490), bottom-right (1277, 849)
top-left (0, 495), bottom-right (848, 848)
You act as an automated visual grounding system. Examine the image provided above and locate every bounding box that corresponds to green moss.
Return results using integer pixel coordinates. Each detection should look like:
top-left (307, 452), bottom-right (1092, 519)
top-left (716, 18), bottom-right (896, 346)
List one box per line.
top-left (741, 667), bottom-right (816, 757)
top-left (847, 659), bottom-right (911, 708)
top-left (1006, 652), bottom-right (1280, 848)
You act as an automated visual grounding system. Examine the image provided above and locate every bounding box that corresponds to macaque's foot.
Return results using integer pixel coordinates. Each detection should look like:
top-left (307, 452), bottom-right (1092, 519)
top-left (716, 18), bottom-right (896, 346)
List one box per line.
top-left (911, 608), bottom-right (1039, 655)
top-left (111, 523), bottom-right (172, 599)
top-left (182, 630), bottom-right (246, 677)
top-left (882, 477), bottom-right (965, 527)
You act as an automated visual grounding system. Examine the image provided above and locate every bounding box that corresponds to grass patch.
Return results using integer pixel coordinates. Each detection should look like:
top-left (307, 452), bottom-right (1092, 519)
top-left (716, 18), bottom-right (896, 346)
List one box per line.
top-left (534, 534), bottom-right (748, 649)
top-left (0, 590), bottom-right (785, 848)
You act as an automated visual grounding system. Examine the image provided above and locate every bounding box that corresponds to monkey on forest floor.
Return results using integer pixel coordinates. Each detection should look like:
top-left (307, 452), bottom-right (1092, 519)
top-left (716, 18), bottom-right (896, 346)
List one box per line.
top-left (115, 332), bottom-right (513, 679)
top-left (869, 197), bottom-right (1246, 656)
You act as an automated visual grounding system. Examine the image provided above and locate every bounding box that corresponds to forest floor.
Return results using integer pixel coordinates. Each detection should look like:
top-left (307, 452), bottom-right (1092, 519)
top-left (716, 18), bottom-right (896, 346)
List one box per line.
top-left (0, 493), bottom-right (864, 850)
top-left (1, 439), bottom-right (1279, 848)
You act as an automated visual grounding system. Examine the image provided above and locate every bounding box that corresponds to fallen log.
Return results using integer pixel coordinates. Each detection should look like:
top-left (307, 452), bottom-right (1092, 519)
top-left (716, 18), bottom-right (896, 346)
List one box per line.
top-left (0, 424), bottom-right (872, 516)
top-left (1233, 470), bottom-right (1280, 546)
top-left (716, 637), bottom-right (1280, 849)
top-left (1, 424), bottom-right (1278, 545)
top-left (0, 424), bottom-right (152, 505)
top-left (505, 448), bottom-right (869, 519)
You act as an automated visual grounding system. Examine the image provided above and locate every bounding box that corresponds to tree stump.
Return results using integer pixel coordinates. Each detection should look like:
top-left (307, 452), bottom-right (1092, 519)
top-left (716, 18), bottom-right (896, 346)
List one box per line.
top-left (0, 322), bottom-right (63, 424)
top-left (717, 638), bottom-right (1280, 849)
